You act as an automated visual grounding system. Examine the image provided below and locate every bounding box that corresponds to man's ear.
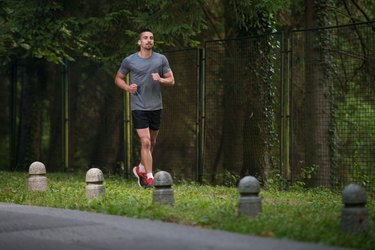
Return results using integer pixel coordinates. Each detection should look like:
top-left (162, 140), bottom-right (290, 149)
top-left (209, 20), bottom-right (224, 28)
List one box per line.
top-left (137, 40), bottom-right (141, 46)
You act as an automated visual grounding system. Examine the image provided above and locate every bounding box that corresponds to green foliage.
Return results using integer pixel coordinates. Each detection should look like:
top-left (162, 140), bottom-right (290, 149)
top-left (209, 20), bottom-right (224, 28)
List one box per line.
top-left (0, 0), bottom-right (209, 67)
top-left (0, 0), bottom-right (86, 64)
top-left (335, 86), bottom-right (375, 188)
top-left (229, 0), bottom-right (290, 34)
top-left (0, 0), bottom-right (373, 66)
top-left (1, 171), bottom-right (374, 249)
top-left (131, 0), bottom-right (207, 47)
top-left (263, 165), bottom-right (318, 192)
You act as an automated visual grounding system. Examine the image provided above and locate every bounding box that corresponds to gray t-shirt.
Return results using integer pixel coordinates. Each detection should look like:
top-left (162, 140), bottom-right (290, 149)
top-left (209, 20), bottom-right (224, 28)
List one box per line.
top-left (119, 52), bottom-right (172, 111)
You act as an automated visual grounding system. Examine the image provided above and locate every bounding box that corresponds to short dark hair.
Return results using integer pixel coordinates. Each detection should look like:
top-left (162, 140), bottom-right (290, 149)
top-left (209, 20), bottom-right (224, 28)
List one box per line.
top-left (138, 28), bottom-right (153, 39)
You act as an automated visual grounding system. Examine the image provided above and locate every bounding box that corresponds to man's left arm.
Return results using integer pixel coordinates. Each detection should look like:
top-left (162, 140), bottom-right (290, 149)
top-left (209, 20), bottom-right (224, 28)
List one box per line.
top-left (152, 71), bottom-right (175, 86)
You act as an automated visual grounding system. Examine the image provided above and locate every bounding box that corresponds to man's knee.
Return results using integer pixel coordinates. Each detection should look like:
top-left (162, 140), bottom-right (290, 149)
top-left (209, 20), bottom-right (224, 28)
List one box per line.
top-left (140, 137), bottom-right (151, 149)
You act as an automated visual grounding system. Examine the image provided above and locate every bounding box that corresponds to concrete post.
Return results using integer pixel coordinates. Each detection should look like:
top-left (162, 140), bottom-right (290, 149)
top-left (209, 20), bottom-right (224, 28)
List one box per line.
top-left (238, 176), bottom-right (262, 217)
top-left (85, 168), bottom-right (105, 198)
top-left (341, 183), bottom-right (370, 233)
top-left (28, 161), bottom-right (47, 192)
top-left (153, 171), bottom-right (174, 206)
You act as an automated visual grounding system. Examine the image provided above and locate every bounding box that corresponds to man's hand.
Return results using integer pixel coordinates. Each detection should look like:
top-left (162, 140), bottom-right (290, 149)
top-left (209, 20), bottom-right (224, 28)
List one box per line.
top-left (152, 72), bottom-right (175, 86)
top-left (128, 83), bottom-right (138, 94)
top-left (151, 73), bottom-right (161, 82)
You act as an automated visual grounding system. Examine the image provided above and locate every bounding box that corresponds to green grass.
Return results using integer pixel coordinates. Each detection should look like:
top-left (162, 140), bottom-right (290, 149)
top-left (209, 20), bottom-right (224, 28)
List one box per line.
top-left (0, 171), bottom-right (374, 249)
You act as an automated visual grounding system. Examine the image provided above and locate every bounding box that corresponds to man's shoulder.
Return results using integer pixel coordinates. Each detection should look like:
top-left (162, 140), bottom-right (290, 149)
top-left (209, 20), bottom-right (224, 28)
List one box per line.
top-left (152, 52), bottom-right (167, 58)
top-left (124, 52), bottom-right (138, 61)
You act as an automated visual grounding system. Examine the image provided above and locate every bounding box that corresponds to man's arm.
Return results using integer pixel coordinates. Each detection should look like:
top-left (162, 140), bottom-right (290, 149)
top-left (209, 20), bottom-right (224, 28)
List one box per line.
top-left (115, 70), bottom-right (137, 93)
top-left (152, 71), bottom-right (175, 86)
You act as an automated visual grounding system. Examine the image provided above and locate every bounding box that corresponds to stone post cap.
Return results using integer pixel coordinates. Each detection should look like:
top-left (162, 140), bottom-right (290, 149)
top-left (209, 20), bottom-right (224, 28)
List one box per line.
top-left (238, 176), bottom-right (260, 194)
top-left (342, 183), bottom-right (367, 205)
top-left (154, 171), bottom-right (173, 187)
top-left (29, 161), bottom-right (46, 175)
top-left (86, 168), bottom-right (104, 183)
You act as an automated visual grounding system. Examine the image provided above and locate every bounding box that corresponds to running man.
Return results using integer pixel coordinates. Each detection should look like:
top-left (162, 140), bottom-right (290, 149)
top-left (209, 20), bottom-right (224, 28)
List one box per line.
top-left (115, 28), bottom-right (175, 188)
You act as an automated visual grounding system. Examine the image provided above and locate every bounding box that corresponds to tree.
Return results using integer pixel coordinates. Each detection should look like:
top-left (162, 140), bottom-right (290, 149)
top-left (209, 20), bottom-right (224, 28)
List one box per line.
top-left (0, 0), bottom-right (207, 172)
top-left (0, 0), bottom-right (90, 170)
top-left (203, 0), bottom-right (287, 184)
top-left (280, 0), bottom-right (374, 187)
top-left (16, 59), bottom-right (45, 170)
top-left (65, 0), bottom-right (208, 172)
top-left (2, 0), bottom-right (373, 180)
top-left (304, 0), bottom-right (335, 187)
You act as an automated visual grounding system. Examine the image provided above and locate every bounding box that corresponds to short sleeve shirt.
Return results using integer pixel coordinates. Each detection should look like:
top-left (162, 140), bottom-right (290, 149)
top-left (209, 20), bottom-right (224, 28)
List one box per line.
top-left (119, 52), bottom-right (172, 111)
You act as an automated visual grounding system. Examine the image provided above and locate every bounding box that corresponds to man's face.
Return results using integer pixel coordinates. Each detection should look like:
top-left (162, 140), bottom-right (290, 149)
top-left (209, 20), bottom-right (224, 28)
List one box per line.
top-left (138, 31), bottom-right (154, 50)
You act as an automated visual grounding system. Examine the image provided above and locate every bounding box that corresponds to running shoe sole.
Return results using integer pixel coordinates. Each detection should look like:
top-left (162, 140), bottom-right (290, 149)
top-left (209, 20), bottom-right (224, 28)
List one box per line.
top-left (133, 167), bottom-right (144, 187)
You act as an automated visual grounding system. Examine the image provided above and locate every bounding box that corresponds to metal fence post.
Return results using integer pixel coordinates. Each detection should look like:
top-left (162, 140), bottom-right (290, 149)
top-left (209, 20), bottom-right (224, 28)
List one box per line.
top-left (61, 58), bottom-right (69, 171)
top-left (10, 61), bottom-right (17, 170)
top-left (196, 47), bottom-right (206, 183)
top-left (281, 31), bottom-right (292, 184)
top-left (124, 74), bottom-right (132, 179)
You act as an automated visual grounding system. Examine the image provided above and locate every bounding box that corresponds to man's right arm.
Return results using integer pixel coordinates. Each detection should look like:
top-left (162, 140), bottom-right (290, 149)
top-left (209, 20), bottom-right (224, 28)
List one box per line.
top-left (115, 70), bottom-right (128, 91)
top-left (115, 70), bottom-right (137, 94)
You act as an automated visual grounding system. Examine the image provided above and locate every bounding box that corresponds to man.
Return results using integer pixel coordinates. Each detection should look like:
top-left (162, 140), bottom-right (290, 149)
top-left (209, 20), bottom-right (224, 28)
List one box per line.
top-left (115, 28), bottom-right (175, 189)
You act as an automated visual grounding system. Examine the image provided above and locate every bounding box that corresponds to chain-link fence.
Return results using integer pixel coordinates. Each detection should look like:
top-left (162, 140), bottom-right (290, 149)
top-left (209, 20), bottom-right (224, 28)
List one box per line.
top-left (1, 21), bottom-right (374, 195)
top-left (291, 22), bottom-right (375, 193)
top-left (151, 49), bottom-right (199, 180)
top-left (0, 60), bottom-right (63, 171)
top-left (67, 57), bottom-right (124, 173)
top-left (204, 35), bottom-right (282, 185)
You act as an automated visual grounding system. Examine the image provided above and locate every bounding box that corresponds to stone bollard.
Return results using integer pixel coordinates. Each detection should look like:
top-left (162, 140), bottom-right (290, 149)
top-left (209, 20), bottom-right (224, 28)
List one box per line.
top-left (341, 183), bottom-right (370, 233)
top-left (85, 168), bottom-right (105, 199)
top-left (28, 161), bottom-right (48, 192)
top-left (153, 171), bottom-right (174, 206)
top-left (238, 176), bottom-right (262, 217)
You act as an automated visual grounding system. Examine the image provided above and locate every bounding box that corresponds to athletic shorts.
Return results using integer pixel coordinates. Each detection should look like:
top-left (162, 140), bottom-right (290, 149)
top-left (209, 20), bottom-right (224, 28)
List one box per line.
top-left (132, 110), bottom-right (162, 130)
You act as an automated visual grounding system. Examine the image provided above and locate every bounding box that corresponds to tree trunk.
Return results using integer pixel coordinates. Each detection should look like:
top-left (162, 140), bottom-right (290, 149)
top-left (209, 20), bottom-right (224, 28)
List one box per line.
top-left (218, 2), bottom-right (275, 184)
top-left (290, 31), bottom-right (306, 182)
top-left (17, 59), bottom-right (45, 171)
top-left (0, 68), bottom-right (9, 169)
top-left (242, 37), bottom-right (275, 183)
top-left (221, 54), bottom-right (245, 185)
top-left (217, 2), bottom-right (246, 185)
top-left (304, 0), bottom-right (333, 187)
top-left (46, 64), bottom-right (62, 171)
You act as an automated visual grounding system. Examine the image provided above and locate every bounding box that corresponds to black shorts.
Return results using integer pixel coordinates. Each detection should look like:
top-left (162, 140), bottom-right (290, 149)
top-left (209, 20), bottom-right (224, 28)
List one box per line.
top-left (132, 110), bottom-right (162, 130)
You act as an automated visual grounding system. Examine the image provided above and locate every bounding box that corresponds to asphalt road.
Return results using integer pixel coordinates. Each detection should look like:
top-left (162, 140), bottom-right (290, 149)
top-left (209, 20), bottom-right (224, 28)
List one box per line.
top-left (0, 202), bottom-right (352, 250)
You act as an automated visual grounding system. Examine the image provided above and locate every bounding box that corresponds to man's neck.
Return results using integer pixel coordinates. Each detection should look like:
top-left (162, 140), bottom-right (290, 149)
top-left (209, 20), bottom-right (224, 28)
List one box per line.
top-left (138, 49), bottom-right (153, 58)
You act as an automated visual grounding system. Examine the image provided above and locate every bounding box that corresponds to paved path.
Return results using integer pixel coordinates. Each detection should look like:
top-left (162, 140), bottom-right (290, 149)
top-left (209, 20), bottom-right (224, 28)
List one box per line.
top-left (0, 203), bottom-right (352, 250)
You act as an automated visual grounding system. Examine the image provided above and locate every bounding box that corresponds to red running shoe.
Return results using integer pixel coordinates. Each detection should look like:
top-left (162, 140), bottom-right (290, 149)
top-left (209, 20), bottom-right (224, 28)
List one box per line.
top-left (145, 177), bottom-right (154, 189)
top-left (133, 166), bottom-right (147, 188)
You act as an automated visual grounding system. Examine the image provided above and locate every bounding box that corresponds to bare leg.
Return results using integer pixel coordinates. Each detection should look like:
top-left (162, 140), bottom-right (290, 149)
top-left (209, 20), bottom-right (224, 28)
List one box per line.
top-left (136, 128), bottom-right (157, 174)
top-left (150, 129), bottom-right (159, 153)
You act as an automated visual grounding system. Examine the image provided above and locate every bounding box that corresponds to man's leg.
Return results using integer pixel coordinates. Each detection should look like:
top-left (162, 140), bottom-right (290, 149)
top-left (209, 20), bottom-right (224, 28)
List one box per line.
top-left (133, 110), bottom-right (161, 188)
top-left (150, 129), bottom-right (159, 153)
top-left (136, 128), bottom-right (153, 174)
top-left (136, 130), bottom-right (157, 174)
top-left (139, 130), bottom-right (158, 170)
